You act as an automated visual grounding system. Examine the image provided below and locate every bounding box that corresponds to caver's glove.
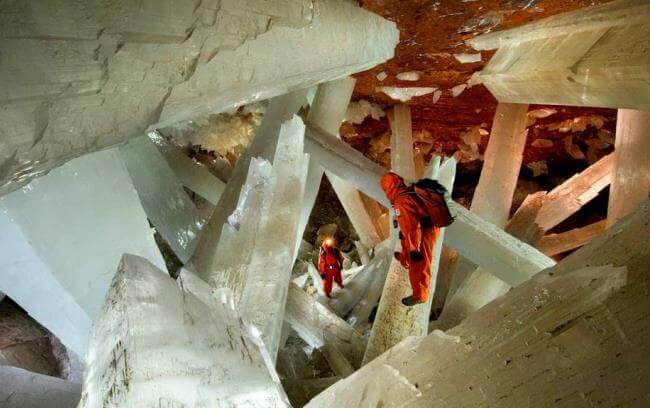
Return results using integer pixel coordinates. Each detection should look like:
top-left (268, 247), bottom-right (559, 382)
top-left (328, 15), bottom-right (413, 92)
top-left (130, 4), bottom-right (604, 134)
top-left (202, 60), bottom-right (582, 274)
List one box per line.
top-left (420, 216), bottom-right (433, 229)
top-left (409, 250), bottom-right (424, 262)
top-left (395, 251), bottom-right (409, 268)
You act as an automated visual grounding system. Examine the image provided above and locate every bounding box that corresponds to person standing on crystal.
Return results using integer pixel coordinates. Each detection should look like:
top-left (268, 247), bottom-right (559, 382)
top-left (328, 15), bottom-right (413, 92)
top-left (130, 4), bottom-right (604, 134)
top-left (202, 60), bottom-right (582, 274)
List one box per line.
top-left (318, 237), bottom-right (345, 298)
top-left (380, 172), bottom-right (455, 306)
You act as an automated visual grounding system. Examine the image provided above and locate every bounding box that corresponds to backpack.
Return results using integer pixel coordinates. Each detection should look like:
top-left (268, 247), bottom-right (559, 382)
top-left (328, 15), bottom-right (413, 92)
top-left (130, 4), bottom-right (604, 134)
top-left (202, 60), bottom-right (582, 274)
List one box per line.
top-left (411, 178), bottom-right (456, 228)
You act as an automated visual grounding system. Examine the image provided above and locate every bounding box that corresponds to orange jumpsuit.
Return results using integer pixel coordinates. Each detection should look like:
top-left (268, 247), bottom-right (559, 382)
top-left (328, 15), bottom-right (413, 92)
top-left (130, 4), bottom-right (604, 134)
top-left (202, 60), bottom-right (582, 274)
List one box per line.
top-left (380, 172), bottom-right (449, 303)
top-left (318, 243), bottom-right (344, 296)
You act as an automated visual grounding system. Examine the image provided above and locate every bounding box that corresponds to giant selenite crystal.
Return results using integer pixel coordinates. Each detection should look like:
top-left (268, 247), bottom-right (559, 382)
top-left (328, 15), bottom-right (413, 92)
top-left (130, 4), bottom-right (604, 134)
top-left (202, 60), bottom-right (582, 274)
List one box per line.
top-left (285, 282), bottom-right (367, 367)
top-left (239, 115), bottom-right (309, 361)
top-left (79, 255), bottom-right (289, 407)
top-left (0, 149), bottom-right (165, 358)
top-left (305, 125), bottom-right (554, 285)
top-left (363, 111), bottom-right (426, 365)
top-left (324, 244), bottom-right (393, 318)
top-left (158, 0), bottom-right (399, 127)
top-left (434, 103), bottom-right (528, 331)
top-left (468, 0), bottom-right (650, 109)
top-left (151, 132), bottom-right (226, 206)
top-left (297, 77), bottom-right (357, 257)
top-left (192, 91), bottom-right (309, 283)
top-left (308, 202), bottom-right (650, 408)
top-left (388, 105), bottom-right (417, 181)
top-left (469, 103), bottom-right (528, 228)
top-left (535, 153), bottom-right (613, 232)
top-left (119, 135), bottom-right (206, 263)
top-left (347, 240), bottom-right (395, 331)
top-left (308, 77), bottom-right (388, 251)
top-left (363, 157), bottom-right (456, 364)
top-left (0, 0), bottom-right (398, 196)
top-left (197, 109), bottom-right (309, 360)
top-left (0, 366), bottom-right (81, 408)
top-left (206, 158), bottom-right (273, 303)
top-left (537, 220), bottom-right (607, 256)
top-left (607, 109), bottom-right (650, 226)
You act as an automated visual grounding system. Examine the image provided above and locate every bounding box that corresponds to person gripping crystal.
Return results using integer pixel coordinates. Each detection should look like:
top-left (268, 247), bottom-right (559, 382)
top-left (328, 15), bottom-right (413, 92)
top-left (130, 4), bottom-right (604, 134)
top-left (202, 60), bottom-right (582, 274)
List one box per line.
top-left (380, 171), bottom-right (455, 306)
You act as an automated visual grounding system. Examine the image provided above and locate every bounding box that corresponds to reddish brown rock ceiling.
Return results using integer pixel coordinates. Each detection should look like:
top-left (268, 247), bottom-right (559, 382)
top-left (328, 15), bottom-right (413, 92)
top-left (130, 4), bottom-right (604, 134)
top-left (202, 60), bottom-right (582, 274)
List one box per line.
top-left (344, 0), bottom-right (616, 177)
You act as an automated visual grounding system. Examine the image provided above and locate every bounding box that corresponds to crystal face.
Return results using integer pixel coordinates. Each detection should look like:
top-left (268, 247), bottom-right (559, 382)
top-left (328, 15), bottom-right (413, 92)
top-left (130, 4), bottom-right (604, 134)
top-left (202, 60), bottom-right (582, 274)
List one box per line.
top-left (119, 136), bottom-right (206, 264)
top-left (79, 255), bottom-right (290, 407)
top-left (0, 149), bottom-right (165, 358)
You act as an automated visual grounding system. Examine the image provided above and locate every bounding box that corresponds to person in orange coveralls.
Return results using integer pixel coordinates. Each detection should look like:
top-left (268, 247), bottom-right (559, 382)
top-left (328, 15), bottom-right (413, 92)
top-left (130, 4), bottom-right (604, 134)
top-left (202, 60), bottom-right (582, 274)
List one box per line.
top-left (318, 237), bottom-right (344, 298)
top-left (380, 172), bottom-right (455, 306)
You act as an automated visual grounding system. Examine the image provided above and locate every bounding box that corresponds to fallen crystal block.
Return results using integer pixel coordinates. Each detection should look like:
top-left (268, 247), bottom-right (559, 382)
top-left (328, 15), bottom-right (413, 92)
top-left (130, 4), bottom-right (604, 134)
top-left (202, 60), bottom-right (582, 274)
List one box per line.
top-left (79, 255), bottom-right (290, 407)
top-left (0, 148), bottom-right (165, 358)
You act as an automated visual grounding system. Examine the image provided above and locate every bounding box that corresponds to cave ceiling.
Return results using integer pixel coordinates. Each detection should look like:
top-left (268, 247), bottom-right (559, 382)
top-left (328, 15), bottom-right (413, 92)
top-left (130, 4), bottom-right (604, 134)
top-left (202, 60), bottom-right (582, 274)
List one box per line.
top-left (344, 0), bottom-right (616, 181)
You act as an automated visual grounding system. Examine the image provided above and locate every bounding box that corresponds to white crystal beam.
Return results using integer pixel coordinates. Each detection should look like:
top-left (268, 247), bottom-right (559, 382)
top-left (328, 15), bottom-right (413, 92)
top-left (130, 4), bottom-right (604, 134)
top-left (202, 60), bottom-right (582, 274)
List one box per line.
top-left (0, 0), bottom-right (398, 196)
top-left (204, 158), bottom-right (273, 303)
top-left (0, 366), bottom-right (81, 408)
top-left (364, 158), bottom-right (456, 364)
top-left (119, 135), bottom-right (205, 263)
top-left (192, 91), bottom-right (307, 282)
top-left (537, 220), bottom-right (608, 256)
top-left (347, 240), bottom-right (395, 331)
top-left (434, 104), bottom-right (528, 330)
top-left (470, 103), bottom-right (529, 227)
top-left (388, 105), bottom-right (417, 181)
top-left (536, 153), bottom-right (613, 231)
top-left (468, 0), bottom-right (650, 109)
top-left (307, 202), bottom-right (650, 408)
top-left (239, 115), bottom-right (309, 361)
top-left (0, 149), bottom-right (165, 358)
top-left (284, 282), bottom-right (367, 367)
top-left (79, 255), bottom-right (290, 407)
top-left (324, 244), bottom-right (393, 318)
top-left (295, 77), bottom-right (357, 257)
top-left (304, 125), bottom-right (554, 285)
top-left (156, 0), bottom-right (399, 128)
top-left (607, 108), bottom-right (650, 226)
top-left (152, 132), bottom-right (226, 206)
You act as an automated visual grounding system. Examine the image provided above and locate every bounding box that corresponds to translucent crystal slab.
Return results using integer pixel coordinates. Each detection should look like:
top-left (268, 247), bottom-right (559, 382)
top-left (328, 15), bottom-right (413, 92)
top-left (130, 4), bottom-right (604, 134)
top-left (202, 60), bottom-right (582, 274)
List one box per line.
top-left (0, 149), bottom-right (165, 357)
top-left (120, 135), bottom-right (205, 263)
